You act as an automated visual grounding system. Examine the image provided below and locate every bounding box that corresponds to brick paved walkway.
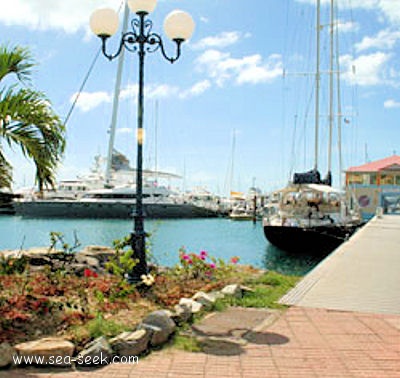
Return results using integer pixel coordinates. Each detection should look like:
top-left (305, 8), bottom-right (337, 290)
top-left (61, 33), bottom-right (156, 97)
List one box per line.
top-left (3, 306), bottom-right (400, 377)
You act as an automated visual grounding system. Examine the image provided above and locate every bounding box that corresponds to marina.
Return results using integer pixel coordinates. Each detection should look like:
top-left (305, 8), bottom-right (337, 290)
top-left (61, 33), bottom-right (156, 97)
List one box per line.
top-left (1, 1), bottom-right (400, 376)
top-left (0, 215), bottom-right (324, 276)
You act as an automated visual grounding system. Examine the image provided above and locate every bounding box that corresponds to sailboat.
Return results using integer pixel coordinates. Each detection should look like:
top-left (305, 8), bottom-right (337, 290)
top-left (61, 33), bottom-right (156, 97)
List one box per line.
top-left (262, 0), bottom-right (363, 255)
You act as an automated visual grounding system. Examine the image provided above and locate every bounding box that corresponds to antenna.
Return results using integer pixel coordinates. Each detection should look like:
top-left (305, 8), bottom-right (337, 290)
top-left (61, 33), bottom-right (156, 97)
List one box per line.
top-left (365, 143), bottom-right (369, 163)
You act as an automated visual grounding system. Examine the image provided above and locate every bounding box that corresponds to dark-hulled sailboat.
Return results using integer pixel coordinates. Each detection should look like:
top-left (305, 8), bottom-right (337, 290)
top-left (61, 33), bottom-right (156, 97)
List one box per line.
top-left (262, 0), bottom-right (363, 255)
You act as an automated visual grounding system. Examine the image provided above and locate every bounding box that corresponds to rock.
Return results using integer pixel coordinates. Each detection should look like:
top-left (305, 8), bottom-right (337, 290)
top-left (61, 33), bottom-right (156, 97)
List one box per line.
top-left (14, 337), bottom-right (74, 366)
top-left (79, 246), bottom-right (115, 266)
top-left (208, 291), bottom-right (225, 301)
top-left (137, 324), bottom-right (162, 345)
top-left (23, 254), bottom-right (51, 266)
top-left (77, 336), bottom-right (112, 366)
top-left (74, 254), bottom-right (100, 270)
top-left (25, 247), bottom-right (58, 255)
top-left (179, 298), bottom-right (203, 314)
top-left (110, 329), bottom-right (150, 356)
top-left (221, 284), bottom-right (243, 298)
top-left (0, 250), bottom-right (20, 260)
top-left (172, 304), bottom-right (192, 324)
top-left (0, 343), bottom-right (14, 368)
top-left (68, 263), bottom-right (94, 276)
top-left (192, 291), bottom-right (216, 309)
top-left (141, 310), bottom-right (176, 347)
top-left (240, 285), bottom-right (255, 293)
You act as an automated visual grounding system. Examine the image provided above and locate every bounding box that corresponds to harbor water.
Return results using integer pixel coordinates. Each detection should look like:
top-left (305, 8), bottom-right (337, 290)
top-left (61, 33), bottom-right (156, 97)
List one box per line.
top-left (0, 216), bottom-right (323, 276)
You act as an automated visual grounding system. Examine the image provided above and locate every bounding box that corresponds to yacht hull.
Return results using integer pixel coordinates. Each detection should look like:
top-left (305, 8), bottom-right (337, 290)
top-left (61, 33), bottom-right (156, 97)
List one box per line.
top-left (263, 224), bottom-right (359, 255)
top-left (14, 200), bottom-right (219, 219)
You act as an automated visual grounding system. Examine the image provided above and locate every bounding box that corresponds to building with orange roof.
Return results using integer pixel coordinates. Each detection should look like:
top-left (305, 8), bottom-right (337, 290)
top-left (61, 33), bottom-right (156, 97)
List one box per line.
top-left (345, 155), bottom-right (400, 219)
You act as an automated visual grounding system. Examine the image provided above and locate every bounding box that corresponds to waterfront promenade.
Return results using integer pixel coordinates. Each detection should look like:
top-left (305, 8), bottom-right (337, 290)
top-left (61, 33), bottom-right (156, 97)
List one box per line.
top-left (2, 215), bottom-right (400, 377)
top-left (280, 214), bottom-right (400, 315)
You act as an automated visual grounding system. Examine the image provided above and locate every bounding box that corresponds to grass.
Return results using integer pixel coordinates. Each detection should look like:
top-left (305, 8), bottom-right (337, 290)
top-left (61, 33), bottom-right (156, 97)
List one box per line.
top-left (171, 334), bottom-right (202, 352)
top-left (171, 270), bottom-right (300, 352)
top-left (87, 314), bottom-right (132, 339)
top-left (215, 270), bottom-right (300, 310)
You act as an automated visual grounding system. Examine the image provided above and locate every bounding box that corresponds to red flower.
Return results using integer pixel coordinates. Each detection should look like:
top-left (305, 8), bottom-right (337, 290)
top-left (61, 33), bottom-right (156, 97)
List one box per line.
top-left (84, 268), bottom-right (98, 278)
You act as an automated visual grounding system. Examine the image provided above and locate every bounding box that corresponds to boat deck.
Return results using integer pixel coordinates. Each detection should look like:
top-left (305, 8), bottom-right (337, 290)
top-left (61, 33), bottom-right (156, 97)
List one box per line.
top-left (280, 214), bottom-right (400, 315)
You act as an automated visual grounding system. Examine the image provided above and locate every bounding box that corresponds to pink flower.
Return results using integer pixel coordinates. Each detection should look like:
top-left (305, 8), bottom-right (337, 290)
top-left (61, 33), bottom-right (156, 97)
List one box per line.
top-left (182, 254), bottom-right (190, 261)
top-left (209, 263), bottom-right (216, 269)
top-left (188, 259), bottom-right (193, 265)
top-left (200, 250), bottom-right (208, 257)
top-left (230, 256), bottom-right (240, 264)
top-left (200, 256), bottom-right (206, 261)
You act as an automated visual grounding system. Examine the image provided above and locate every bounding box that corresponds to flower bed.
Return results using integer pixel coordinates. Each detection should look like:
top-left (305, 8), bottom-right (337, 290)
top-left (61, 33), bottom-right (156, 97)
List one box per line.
top-left (0, 245), bottom-right (250, 349)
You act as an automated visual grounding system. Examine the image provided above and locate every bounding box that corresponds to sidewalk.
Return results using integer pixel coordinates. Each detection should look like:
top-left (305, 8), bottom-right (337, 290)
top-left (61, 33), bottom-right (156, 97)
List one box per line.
top-left (3, 306), bottom-right (400, 377)
top-left (280, 215), bottom-right (400, 315)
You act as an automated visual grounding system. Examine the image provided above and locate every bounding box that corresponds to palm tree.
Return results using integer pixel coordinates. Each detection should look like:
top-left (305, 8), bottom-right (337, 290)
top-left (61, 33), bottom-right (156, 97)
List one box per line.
top-left (0, 45), bottom-right (65, 191)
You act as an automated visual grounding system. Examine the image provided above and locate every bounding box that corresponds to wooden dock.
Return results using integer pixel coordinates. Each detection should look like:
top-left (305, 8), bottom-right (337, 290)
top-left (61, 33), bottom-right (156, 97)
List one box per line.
top-left (280, 215), bottom-right (400, 315)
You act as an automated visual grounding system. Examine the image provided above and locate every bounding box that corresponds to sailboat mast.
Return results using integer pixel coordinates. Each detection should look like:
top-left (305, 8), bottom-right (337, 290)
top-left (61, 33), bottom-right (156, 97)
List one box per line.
top-left (328, 0), bottom-right (334, 174)
top-left (335, 4), bottom-right (343, 189)
top-left (314, 0), bottom-right (321, 171)
top-left (154, 100), bottom-right (159, 185)
top-left (105, 3), bottom-right (129, 187)
top-left (229, 130), bottom-right (236, 196)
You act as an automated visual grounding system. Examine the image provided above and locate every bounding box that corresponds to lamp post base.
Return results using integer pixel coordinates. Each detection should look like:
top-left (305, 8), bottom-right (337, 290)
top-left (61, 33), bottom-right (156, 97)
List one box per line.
top-left (126, 231), bottom-right (148, 284)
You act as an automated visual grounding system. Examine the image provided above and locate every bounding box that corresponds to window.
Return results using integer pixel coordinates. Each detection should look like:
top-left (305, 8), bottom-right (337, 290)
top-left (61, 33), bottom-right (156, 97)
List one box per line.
top-left (369, 174), bottom-right (377, 185)
top-left (348, 173), bottom-right (363, 185)
top-left (381, 174), bottom-right (395, 185)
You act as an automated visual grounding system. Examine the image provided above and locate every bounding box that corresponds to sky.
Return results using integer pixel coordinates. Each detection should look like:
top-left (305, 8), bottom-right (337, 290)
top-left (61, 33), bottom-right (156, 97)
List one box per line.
top-left (1, 0), bottom-right (400, 195)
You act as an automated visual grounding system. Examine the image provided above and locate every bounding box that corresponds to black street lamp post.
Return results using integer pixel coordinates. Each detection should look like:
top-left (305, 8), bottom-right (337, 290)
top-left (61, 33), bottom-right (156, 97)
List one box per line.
top-left (90, 0), bottom-right (194, 283)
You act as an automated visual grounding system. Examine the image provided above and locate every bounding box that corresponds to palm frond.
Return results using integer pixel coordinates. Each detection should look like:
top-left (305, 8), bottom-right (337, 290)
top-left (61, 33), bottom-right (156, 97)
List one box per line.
top-left (0, 87), bottom-right (65, 190)
top-left (0, 45), bottom-right (35, 83)
top-left (0, 44), bottom-right (65, 191)
top-left (0, 148), bottom-right (12, 189)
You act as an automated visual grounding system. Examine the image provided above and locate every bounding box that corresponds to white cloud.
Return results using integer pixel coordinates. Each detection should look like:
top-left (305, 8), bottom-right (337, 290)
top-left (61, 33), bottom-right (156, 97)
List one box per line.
top-left (380, 0), bottom-right (400, 25)
top-left (296, 0), bottom-right (400, 26)
top-left (340, 52), bottom-right (391, 86)
top-left (355, 29), bottom-right (400, 52)
top-left (147, 84), bottom-right (180, 99)
top-left (120, 83), bottom-right (179, 101)
top-left (179, 80), bottom-right (211, 99)
top-left (70, 91), bottom-right (111, 112)
top-left (0, 0), bottom-right (121, 34)
top-left (71, 80), bottom-right (208, 113)
top-left (337, 20), bottom-right (360, 33)
top-left (116, 127), bottom-right (133, 134)
top-left (296, 0), bottom-right (378, 10)
top-left (384, 99), bottom-right (400, 108)
top-left (196, 50), bottom-right (283, 87)
top-left (191, 31), bottom-right (249, 50)
top-left (236, 54), bottom-right (283, 85)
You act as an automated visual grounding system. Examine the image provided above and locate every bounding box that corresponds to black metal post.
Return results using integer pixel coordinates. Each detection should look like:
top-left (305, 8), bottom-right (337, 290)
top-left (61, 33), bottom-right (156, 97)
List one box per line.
top-left (96, 9), bottom-right (185, 284)
top-left (129, 13), bottom-right (147, 282)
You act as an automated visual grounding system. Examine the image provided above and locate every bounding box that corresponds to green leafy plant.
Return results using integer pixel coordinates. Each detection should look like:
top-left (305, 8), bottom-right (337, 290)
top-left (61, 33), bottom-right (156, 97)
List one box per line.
top-left (48, 231), bottom-right (81, 254)
top-left (87, 313), bottom-right (129, 339)
top-left (105, 235), bottom-right (138, 280)
top-left (0, 255), bottom-right (28, 275)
